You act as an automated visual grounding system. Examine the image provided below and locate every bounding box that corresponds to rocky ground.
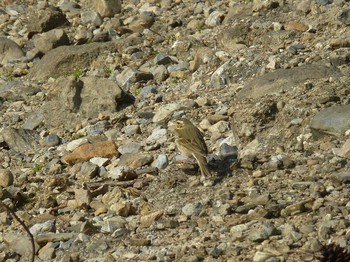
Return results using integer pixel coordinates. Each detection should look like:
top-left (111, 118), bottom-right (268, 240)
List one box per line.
top-left (1, 0), bottom-right (350, 261)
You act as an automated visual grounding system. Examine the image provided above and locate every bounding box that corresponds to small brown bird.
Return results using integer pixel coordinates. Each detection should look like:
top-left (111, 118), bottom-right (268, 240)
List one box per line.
top-left (175, 118), bottom-right (212, 179)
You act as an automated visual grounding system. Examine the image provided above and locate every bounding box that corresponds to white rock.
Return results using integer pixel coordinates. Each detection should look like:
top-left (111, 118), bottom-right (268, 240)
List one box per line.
top-left (90, 157), bottom-right (110, 167)
top-left (152, 103), bottom-right (181, 123)
top-left (146, 128), bottom-right (167, 144)
top-left (66, 137), bottom-right (89, 151)
top-left (208, 121), bottom-right (230, 133)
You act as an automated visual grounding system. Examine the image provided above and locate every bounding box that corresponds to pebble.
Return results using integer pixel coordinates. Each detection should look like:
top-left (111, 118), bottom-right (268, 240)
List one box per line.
top-left (118, 142), bottom-right (142, 155)
top-left (43, 133), bottom-right (60, 147)
top-left (153, 154), bottom-right (169, 169)
top-left (182, 202), bottom-right (202, 216)
top-left (66, 137), bottom-right (89, 152)
top-left (146, 128), bottom-right (167, 144)
top-left (0, 169), bottom-right (14, 187)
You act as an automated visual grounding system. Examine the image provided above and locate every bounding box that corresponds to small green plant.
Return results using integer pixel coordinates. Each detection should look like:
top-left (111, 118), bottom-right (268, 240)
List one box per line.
top-left (135, 88), bottom-right (142, 95)
top-left (70, 68), bottom-right (83, 78)
top-left (32, 164), bottom-right (44, 172)
top-left (104, 66), bottom-right (113, 76)
top-left (71, 133), bottom-right (85, 140)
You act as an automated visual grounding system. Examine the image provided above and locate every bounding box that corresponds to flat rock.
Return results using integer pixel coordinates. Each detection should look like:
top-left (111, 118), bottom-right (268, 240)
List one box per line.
top-left (81, 0), bottom-right (122, 17)
top-left (63, 140), bottom-right (119, 165)
top-left (0, 169), bottom-right (14, 187)
top-left (33, 28), bottom-right (70, 54)
top-left (0, 37), bottom-right (24, 65)
top-left (27, 41), bottom-right (122, 80)
top-left (152, 103), bottom-right (181, 123)
top-left (0, 80), bottom-right (42, 104)
top-left (337, 138), bottom-right (350, 159)
top-left (27, 7), bottom-right (68, 33)
top-left (3, 233), bottom-right (34, 259)
top-left (118, 153), bottom-right (153, 169)
top-left (29, 76), bottom-right (131, 129)
top-left (116, 67), bottom-right (153, 91)
top-left (237, 63), bottom-right (341, 99)
top-left (118, 142), bottom-right (142, 155)
top-left (0, 127), bottom-right (40, 153)
top-left (140, 210), bottom-right (163, 228)
top-left (310, 104), bottom-right (350, 138)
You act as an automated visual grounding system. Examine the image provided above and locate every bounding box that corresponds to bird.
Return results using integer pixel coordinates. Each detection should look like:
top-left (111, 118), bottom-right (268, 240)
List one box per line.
top-left (174, 118), bottom-right (212, 179)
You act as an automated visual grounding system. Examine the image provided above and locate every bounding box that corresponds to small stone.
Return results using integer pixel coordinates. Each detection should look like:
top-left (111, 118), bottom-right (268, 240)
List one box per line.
top-left (146, 128), bottom-right (167, 144)
top-left (66, 137), bottom-right (89, 152)
top-left (167, 62), bottom-right (188, 73)
top-left (281, 198), bottom-right (314, 216)
top-left (3, 233), bottom-right (34, 259)
top-left (116, 68), bottom-right (153, 91)
top-left (290, 118), bottom-right (303, 125)
top-left (80, 221), bottom-right (98, 235)
top-left (334, 172), bottom-right (350, 183)
top-left (43, 134), bottom-right (60, 147)
top-left (75, 188), bottom-right (92, 207)
top-left (118, 142), bottom-right (142, 155)
top-left (154, 53), bottom-right (173, 65)
top-left (205, 11), bottom-right (224, 27)
top-left (64, 140), bottom-right (119, 165)
top-left (249, 223), bottom-right (280, 242)
top-left (90, 157), bottom-right (110, 167)
top-left (316, 0), bottom-right (333, 5)
top-left (81, 11), bottom-right (103, 26)
top-left (101, 217), bottom-right (126, 233)
top-left (303, 237), bottom-right (322, 252)
top-left (30, 220), bottom-right (56, 236)
top-left (0, 169), bottom-right (14, 187)
top-left (140, 210), bottom-right (163, 228)
top-left (208, 244), bottom-right (224, 258)
top-left (90, 0), bottom-right (121, 17)
top-left (139, 85), bottom-right (158, 99)
top-left (129, 238), bottom-right (151, 246)
top-left (108, 166), bottom-right (138, 181)
top-left (253, 251), bottom-right (275, 262)
top-left (337, 138), bottom-right (350, 159)
top-left (118, 153), bottom-right (153, 169)
top-left (219, 143), bottom-right (238, 158)
top-left (122, 125), bottom-right (140, 136)
top-left (152, 103), bottom-right (181, 123)
top-left (153, 154), bottom-right (168, 169)
top-left (33, 29), bottom-right (70, 54)
top-left (208, 121), bottom-right (230, 133)
top-left (182, 202), bottom-right (202, 216)
top-left (77, 162), bottom-right (99, 181)
top-left (285, 21), bottom-right (309, 32)
top-left (113, 201), bottom-right (132, 216)
top-left (338, 9), bottom-right (350, 26)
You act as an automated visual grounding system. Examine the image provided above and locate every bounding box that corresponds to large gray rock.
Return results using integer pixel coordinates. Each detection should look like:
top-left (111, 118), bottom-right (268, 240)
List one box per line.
top-left (33, 29), bottom-right (70, 54)
top-left (26, 76), bottom-right (133, 129)
top-left (27, 7), bottom-right (69, 33)
top-left (0, 80), bottom-right (41, 101)
top-left (0, 37), bottom-right (24, 65)
top-left (27, 42), bottom-right (120, 80)
top-left (237, 63), bottom-right (341, 100)
top-left (0, 127), bottom-right (40, 153)
top-left (81, 0), bottom-right (121, 17)
top-left (310, 104), bottom-right (350, 138)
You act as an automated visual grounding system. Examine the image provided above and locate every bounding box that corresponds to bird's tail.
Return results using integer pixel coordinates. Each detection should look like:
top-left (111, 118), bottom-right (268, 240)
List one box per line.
top-left (194, 154), bottom-right (212, 178)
